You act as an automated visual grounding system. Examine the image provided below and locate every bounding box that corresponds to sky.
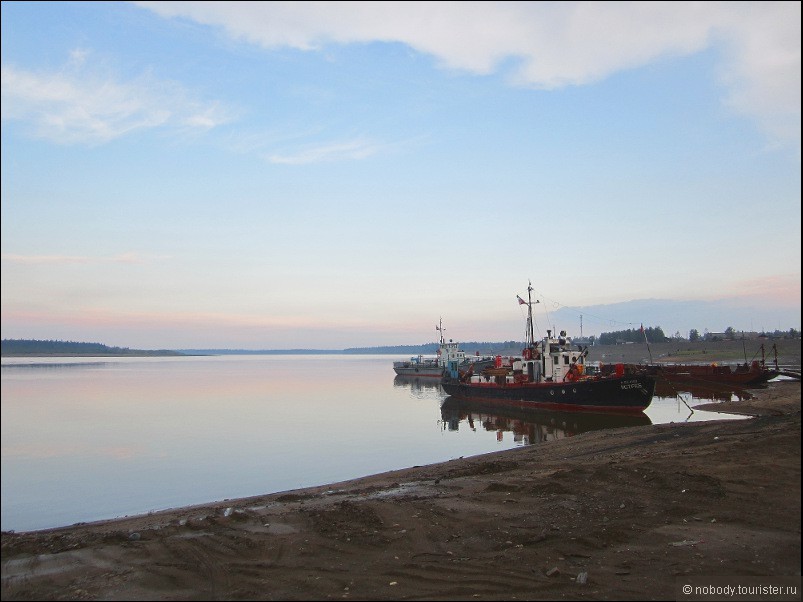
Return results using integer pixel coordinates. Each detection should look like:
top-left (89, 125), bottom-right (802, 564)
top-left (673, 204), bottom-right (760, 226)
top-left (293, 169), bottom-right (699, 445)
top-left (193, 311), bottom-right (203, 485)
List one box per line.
top-left (1, 1), bottom-right (800, 350)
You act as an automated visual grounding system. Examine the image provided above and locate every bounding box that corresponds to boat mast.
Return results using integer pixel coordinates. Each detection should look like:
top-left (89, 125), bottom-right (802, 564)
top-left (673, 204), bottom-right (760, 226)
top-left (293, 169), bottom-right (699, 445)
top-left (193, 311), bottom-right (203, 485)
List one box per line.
top-left (436, 317), bottom-right (444, 346)
top-left (517, 281), bottom-right (540, 351)
top-left (527, 282), bottom-right (534, 348)
top-left (524, 281), bottom-right (541, 350)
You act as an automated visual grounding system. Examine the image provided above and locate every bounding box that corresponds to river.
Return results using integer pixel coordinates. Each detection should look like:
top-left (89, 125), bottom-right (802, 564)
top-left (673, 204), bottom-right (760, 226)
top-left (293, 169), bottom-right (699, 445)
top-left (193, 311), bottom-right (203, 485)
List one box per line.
top-left (1, 354), bottom-right (749, 532)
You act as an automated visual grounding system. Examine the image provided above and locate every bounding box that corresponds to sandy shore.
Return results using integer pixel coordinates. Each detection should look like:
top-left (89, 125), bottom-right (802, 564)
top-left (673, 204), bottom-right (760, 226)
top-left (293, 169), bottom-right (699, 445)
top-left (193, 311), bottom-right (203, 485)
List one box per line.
top-left (2, 380), bottom-right (800, 601)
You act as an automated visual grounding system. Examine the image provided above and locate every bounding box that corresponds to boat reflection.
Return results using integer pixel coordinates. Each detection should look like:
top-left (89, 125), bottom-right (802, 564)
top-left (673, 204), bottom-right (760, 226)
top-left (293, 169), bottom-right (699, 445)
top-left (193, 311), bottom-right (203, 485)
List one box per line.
top-left (440, 397), bottom-right (651, 444)
top-left (653, 376), bottom-right (756, 402)
top-left (393, 375), bottom-right (445, 397)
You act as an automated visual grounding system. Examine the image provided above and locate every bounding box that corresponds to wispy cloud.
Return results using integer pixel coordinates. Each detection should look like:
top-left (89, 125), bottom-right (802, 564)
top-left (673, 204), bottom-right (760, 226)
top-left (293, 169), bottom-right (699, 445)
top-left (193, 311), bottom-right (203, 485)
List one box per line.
top-left (136, 1), bottom-right (800, 149)
top-left (266, 137), bottom-right (382, 164)
top-left (1, 55), bottom-right (232, 145)
top-left (1, 252), bottom-right (169, 265)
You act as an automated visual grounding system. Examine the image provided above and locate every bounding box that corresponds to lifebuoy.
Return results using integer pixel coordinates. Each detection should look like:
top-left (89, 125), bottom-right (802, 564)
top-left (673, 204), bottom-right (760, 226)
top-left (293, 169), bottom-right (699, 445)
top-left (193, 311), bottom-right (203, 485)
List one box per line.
top-left (523, 348), bottom-right (532, 360)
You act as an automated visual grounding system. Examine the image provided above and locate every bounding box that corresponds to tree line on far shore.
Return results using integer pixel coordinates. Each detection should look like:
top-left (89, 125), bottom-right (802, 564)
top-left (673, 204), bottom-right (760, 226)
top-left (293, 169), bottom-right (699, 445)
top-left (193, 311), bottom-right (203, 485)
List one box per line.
top-left (596, 327), bottom-right (800, 346)
top-left (3, 327), bottom-right (799, 356)
top-left (1, 339), bottom-right (183, 356)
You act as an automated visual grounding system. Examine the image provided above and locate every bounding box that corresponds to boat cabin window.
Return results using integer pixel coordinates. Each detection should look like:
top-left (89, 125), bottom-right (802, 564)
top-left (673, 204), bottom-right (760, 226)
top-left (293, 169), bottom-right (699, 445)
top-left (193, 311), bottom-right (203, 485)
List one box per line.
top-left (564, 356), bottom-right (570, 365)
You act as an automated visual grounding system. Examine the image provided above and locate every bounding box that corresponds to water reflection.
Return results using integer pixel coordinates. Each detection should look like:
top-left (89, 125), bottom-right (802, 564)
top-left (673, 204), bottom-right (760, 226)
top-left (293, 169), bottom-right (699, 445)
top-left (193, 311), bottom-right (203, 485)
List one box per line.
top-left (439, 397), bottom-right (651, 444)
top-left (393, 374), bottom-right (444, 398)
top-left (1, 361), bottom-right (110, 370)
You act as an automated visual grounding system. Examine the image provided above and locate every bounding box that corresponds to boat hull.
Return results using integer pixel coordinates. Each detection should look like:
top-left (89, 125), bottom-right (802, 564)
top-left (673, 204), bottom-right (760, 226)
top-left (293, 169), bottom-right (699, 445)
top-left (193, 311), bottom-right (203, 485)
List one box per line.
top-left (441, 374), bottom-right (655, 414)
top-left (393, 366), bottom-right (444, 378)
top-left (394, 358), bottom-right (492, 378)
top-left (653, 378), bottom-right (755, 402)
top-left (653, 364), bottom-right (778, 386)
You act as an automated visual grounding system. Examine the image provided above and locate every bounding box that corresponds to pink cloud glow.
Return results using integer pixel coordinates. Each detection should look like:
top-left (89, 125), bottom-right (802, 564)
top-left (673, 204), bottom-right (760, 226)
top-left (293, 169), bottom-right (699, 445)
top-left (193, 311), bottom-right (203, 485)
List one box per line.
top-left (0, 305), bottom-right (405, 349)
top-left (713, 274), bottom-right (801, 307)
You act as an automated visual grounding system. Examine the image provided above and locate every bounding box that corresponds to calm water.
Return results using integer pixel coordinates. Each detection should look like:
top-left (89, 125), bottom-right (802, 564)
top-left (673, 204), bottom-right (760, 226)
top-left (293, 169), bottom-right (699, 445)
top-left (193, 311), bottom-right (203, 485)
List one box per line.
top-left (1, 354), bottom-right (749, 532)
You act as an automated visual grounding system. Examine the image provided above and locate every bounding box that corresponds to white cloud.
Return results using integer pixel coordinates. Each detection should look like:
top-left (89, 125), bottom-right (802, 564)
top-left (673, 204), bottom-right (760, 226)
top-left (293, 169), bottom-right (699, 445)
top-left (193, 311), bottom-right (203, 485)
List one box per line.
top-left (1, 57), bottom-right (231, 145)
top-left (713, 3), bottom-right (801, 148)
top-left (136, 1), bottom-right (800, 148)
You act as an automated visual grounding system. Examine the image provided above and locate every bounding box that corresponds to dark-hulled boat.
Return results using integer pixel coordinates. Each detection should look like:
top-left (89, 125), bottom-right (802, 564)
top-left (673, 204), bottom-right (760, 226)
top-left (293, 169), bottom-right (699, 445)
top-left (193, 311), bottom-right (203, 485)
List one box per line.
top-left (441, 283), bottom-right (656, 414)
top-left (649, 358), bottom-right (779, 387)
top-left (603, 342), bottom-right (783, 389)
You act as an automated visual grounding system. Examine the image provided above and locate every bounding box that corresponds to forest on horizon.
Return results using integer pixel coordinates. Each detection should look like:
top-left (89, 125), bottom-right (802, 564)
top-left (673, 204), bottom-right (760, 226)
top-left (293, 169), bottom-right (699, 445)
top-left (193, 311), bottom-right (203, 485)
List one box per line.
top-left (3, 327), bottom-right (799, 357)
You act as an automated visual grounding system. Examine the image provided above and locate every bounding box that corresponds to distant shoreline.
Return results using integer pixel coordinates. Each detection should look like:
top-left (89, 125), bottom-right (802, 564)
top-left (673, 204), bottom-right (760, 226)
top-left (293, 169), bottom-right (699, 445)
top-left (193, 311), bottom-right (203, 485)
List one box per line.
top-left (1, 351), bottom-right (189, 358)
top-left (1, 339), bottom-right (189, 358)
top-left (3, 337), bottom-right (799, 365)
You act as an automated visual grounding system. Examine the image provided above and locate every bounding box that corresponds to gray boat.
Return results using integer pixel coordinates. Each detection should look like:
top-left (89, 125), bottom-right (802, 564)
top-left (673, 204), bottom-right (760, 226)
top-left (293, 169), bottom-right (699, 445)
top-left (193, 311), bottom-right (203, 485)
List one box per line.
top-left (393, 319), bottom-right (494, 378)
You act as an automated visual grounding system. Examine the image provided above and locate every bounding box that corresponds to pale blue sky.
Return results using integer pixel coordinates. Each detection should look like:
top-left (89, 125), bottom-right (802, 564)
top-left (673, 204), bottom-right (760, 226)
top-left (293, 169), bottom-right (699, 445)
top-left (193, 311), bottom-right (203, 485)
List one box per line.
top-left (2, 1), bottom-right (800, 349)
